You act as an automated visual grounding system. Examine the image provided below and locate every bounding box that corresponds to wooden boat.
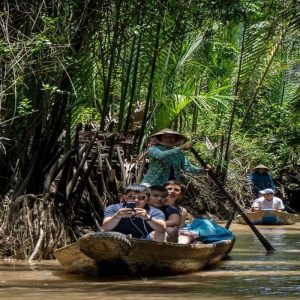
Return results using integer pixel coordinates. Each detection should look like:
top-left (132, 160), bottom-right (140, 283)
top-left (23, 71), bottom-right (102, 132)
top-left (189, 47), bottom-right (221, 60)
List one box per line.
top-left (236, 209), bottom-right (296, 225)
top-left (54, 231), bottom-right (235, 277)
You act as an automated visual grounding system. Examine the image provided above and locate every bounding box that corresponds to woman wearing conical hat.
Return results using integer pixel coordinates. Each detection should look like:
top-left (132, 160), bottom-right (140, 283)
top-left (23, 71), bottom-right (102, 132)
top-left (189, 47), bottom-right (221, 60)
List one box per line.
top-left (247, 164), bottom-right (277, 198)
top-left (141, 128), bottom-right (203, 186)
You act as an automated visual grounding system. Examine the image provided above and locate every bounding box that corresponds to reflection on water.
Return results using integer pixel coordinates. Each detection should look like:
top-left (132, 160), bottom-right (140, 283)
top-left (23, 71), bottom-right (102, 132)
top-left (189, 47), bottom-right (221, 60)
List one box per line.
top-left (0, 223), bottom-right (299, 300)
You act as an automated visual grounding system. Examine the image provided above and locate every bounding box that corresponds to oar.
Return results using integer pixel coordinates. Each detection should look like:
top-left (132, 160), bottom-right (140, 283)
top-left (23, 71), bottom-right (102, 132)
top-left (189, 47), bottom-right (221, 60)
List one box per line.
top-left (190, 147), bottom-right (275, 252)
top-left (285, 204), bottom-right (300, 215)
top-left (225, 208), bottom-right (237, 229)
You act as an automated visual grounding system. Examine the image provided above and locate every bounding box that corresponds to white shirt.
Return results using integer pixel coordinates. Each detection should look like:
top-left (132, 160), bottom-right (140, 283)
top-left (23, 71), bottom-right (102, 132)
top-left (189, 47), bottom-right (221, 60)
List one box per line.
top-left (251, 196), bottom-right (285, 210)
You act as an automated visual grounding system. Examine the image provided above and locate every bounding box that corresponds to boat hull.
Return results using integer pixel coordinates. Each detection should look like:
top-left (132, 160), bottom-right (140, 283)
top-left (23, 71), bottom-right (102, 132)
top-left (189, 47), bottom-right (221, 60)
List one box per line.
top-left (54, 232), bottom-right (235, 277)
top-left (236, 210), bottom-right (296, 225)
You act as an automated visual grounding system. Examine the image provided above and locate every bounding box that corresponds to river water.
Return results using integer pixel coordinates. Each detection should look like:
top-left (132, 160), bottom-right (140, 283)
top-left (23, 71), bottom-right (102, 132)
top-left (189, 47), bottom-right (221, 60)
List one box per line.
top-left (0, 223), bottom-right (299, 300)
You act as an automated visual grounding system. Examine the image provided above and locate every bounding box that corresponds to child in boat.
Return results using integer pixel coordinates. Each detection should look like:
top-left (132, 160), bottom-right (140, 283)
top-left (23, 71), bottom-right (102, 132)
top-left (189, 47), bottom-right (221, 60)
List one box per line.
top-left (102, 184), bottom-right (166, 242)
top-left (148, 185), bottom-right (181, 242)
top-left (251, 188), bottom-right (285, 211)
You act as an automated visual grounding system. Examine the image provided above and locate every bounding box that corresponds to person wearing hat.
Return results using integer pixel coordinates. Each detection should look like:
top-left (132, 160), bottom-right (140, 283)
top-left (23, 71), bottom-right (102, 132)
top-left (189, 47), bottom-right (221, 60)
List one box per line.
top-left (248, 164), bottom-right (276, 198)
top-left (141, 128), bottom-right (202, 186)
top-left (251, 188), bottom-right (285, 211)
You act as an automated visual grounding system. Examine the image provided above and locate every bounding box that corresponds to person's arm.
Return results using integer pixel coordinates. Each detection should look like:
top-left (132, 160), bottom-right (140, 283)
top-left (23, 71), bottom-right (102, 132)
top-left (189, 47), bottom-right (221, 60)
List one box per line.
top-left (182, 155), bottom-right (201, 174)
top-left (134, 208), bottom-right (166, 233)
top-left (248, 173), bottom-right (259, 193)
top-left (247, 174), bottom-right (253, 182)
top-left (268, 174), bottom-right (277, 190)
top-left (276, 199), bottom-right (285, 211)
top-left (251, 200), bottom-right (261, 212)
top-left (166, 213), bottom-right (180, 227)
top-left (178, 207), bottom-right (188, 228)
top-left (252, 207), bottom-right (260, 212)
top-left (102, 207), bottom-right (135, 231)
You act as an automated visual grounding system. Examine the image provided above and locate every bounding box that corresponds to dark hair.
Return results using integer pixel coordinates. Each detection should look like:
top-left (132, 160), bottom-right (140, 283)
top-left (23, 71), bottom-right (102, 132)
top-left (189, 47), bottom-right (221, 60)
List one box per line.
top-left (164, 180), bottom-right (185, 193)
top-left (124, 184), bottom-right (151, 197)
top-left (150, 185), bottom-right (168, 194)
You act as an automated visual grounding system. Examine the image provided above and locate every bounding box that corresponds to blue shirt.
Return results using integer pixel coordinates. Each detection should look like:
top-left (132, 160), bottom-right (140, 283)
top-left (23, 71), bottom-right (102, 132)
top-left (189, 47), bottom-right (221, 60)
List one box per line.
top-left (104, 203), bottom-right (165, 238)
top-left (248, 172), bottom-right (276, 193)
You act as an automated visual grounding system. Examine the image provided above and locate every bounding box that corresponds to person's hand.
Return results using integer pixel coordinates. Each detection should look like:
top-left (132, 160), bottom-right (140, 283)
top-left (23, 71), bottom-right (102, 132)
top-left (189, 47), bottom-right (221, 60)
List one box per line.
top-left (180, 143), bottom-right (193, 151)
top-left (114, 208), bottom-right (135, 219)
top-left (134, 208), bottom-right (150, 220)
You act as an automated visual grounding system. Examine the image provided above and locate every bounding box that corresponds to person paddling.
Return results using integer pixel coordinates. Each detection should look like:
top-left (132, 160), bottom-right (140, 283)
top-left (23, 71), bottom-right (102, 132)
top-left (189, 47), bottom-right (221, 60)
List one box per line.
top-left (251, 188), bottom-right (285, 212)
top-left (141, 128), bottom-right (203, 187)
top-left (248, 164), bottom-right (277, 198)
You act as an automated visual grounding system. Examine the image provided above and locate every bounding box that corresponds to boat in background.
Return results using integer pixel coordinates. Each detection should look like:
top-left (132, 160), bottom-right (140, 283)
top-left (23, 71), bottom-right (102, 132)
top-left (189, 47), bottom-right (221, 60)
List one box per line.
top-left (54, 231), bottom-right (235, 277)
top-left (236, 209), bottom-right (296, 225)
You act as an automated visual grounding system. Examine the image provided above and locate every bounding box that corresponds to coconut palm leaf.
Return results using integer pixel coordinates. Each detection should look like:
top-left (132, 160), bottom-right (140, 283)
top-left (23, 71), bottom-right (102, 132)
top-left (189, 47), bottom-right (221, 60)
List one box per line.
top-left (238, 0), bottom-right (300, 128)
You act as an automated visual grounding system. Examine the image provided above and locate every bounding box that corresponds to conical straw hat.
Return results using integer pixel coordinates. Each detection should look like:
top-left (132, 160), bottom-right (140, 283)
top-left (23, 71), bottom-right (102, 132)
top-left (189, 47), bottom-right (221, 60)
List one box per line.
top-left (253, 164), bottom-right (269, 170)
top-left (145, 128), bottom-right (188, 146)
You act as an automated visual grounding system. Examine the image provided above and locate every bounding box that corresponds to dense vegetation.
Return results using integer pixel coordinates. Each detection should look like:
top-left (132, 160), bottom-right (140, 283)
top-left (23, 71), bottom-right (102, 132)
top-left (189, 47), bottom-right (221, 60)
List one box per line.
top-left (0, 0), bottom-right (299, 258)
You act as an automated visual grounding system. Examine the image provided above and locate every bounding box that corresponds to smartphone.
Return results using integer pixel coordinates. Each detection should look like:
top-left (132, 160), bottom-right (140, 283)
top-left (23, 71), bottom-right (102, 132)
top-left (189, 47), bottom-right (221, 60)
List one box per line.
top-left (125, 202), bottom-right (136, 210)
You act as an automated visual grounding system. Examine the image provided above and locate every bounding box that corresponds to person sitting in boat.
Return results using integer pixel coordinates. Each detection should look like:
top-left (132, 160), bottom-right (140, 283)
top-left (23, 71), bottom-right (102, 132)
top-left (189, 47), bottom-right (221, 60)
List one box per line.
top-left (102, 184), bottom-right (166, 242)
top-left (148, 185), bottom-right (181, 242)
top-left (165, 180), bottom-right (190, 228)
top-left (141, 128), bottom-right (203, 187)
top-left (248, 164), bottom-right (277, 198)
top-left (251, 188), bottom-right (285, 212)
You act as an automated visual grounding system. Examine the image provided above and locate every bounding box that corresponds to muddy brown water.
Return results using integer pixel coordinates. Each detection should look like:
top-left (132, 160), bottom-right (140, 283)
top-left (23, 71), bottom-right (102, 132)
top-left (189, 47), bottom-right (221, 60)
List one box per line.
top-left (0, 223), bottom-right (299, 300)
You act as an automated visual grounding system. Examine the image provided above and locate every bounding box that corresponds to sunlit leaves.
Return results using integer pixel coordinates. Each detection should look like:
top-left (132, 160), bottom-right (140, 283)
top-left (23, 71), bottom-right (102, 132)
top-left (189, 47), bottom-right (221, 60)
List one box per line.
top-left (17, 98), bottom-right (35, 116)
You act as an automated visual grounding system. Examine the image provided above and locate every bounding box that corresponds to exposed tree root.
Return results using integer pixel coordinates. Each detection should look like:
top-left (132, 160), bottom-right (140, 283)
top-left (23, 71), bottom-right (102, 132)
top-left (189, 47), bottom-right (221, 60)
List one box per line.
top-left (0, 130), bottom-right (295, 260)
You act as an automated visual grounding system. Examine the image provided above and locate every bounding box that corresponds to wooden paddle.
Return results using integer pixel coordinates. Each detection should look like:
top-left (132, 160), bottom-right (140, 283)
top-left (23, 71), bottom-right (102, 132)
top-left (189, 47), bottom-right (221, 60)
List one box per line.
top-left (285, 204), bottom-right (300, 215)
top-left (190, 147), bottom-right (275, 252)
top-left (225, 208), bottom-right (236, 229)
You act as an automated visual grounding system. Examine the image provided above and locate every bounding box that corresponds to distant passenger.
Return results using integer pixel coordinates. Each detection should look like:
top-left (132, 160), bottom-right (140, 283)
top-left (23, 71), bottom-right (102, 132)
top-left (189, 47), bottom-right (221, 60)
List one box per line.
top-left (248, 164), bottom-right (276, 198)
top-left (251, 189), bottom-right (285, 212)
top-left (149, 185), bottom-right (180, 242)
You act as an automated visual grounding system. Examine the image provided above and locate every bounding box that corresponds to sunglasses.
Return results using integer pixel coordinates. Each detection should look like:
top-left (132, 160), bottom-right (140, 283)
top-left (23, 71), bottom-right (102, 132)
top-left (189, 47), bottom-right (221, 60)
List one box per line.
top-left (126, 194), bottom-right (147, 200)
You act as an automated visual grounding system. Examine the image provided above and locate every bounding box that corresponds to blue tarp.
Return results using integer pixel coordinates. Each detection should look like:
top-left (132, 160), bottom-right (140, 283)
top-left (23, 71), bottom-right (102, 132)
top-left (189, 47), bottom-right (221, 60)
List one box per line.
top-left (184, 218), bottom-right (234, 243)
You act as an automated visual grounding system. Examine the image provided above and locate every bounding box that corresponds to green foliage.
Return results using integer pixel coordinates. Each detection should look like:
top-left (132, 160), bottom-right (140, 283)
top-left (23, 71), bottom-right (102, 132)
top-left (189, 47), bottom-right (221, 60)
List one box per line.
top-left (17, 98), bottom-right (35, 116)
top-left (1, 0), bottom-right (299, 196)
top-left (31, 35), bottom-right (52, 53)
top-left (0, 39), bottom-right (10, 56)
top-left (76, 107), bottom-right (101, 126)
top-left (42, 84), bottom-right (65, 95)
